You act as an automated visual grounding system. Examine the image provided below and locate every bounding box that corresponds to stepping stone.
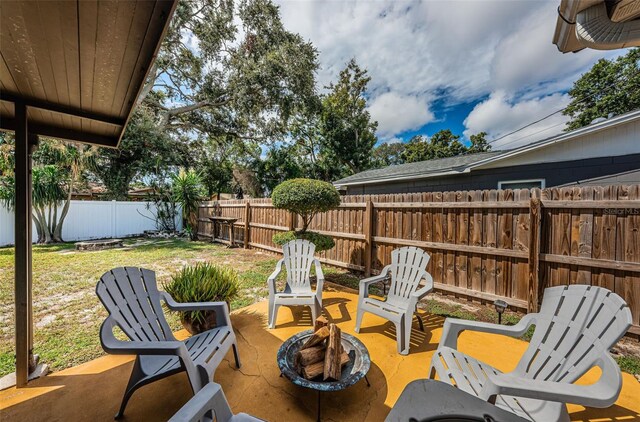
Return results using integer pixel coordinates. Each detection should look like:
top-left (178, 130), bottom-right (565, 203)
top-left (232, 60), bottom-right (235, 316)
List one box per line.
top-left (75, 238), bottom-right (123, 251)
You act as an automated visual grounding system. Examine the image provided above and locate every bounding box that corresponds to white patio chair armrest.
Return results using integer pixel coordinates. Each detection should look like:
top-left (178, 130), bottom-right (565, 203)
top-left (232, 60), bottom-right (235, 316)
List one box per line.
top-left (359, 265), bottom-right (391, 298)
top-left (99, 317), bottom-right (187, 357)
top-left (440, 314), bottom-right (536, 350)
top-left (411, 272), bottom-right (434, 300)
top-left (267, 259), bottom-right (284, 295)
top-left (169, 382), bottom-right (234, 422)
top-left (480, 355), bottom-right (622, 408)
top-left (314, 259), bottom-right (324, 296)
top-left (160, 292), bottom-right (232, 327)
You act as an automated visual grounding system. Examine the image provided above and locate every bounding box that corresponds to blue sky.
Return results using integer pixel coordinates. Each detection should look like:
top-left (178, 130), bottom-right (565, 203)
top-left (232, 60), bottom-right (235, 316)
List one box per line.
top-left (276, 0), bottom-right (623, 149)
top-left (396, 100), bottom-right (479, 145)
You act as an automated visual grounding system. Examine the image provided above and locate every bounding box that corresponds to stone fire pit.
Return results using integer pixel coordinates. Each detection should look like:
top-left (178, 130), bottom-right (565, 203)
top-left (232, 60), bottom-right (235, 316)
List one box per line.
top-left (277, 329), bottom-right (371, 421)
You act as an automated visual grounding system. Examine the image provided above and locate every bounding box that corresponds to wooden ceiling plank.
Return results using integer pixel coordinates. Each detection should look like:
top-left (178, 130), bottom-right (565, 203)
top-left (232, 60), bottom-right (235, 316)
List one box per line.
top-left (0, 53), bottom-right (19, 93)
top-left (91, 1), bottom-right (128, 116)
top-left (0, 101), bottom-right (14, 120)
top-left (17, 2), bottom-right (60, 107)
top-left (118, 1), bottom-right (171, 117)
top-left (0, 1), bottom-right (43, 99)
top-left (78, 0), bottom-right (98, 135)
top-left (37, 1), bottom-right (78, 129)
top-left (21, 1), bottom-right (71, 132)
top-left (110, 1), bottom-right (155, 117)
top-left (58, 1), bottom-right (81, 113)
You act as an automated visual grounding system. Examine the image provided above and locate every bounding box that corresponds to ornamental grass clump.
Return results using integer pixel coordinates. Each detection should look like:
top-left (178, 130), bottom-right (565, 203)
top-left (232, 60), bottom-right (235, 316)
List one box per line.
top-left (164, 262), bottom-right (239, 335)
top-left (271, 178), bottom-right (341, 252)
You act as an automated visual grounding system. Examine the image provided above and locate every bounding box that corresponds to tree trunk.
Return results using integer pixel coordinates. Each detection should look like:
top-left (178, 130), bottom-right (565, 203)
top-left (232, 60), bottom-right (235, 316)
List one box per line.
top-left (33, 207), bottom-right (51, 244)
top-left (53, 194), bottom-right (72, 242)
top-left (47, 205), bottom-right (53, 234)
top-left (32, 212), bottom-right (43, 244)
top-left (51, 202), bottom-right (58, 236)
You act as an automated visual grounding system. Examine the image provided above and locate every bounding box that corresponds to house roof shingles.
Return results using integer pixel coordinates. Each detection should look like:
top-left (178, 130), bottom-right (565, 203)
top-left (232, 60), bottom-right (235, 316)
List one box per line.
top-left (334, 151), bottom-right (504, 186)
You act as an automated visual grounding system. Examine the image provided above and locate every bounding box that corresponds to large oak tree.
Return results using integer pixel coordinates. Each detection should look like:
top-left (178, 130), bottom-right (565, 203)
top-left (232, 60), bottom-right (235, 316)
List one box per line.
top-left (93, 0), bottom-right (319, 198)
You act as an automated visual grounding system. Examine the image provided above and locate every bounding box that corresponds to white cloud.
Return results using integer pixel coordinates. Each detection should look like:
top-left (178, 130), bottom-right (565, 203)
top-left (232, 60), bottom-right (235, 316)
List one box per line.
top-left (489, 4), bottom-right (624, 95)
top-left (463, 91), bottom-right (571, 149)
top-left (367, 92), bottom-right (435, 139)
top-left (275, 0), bottom-right (621, 142)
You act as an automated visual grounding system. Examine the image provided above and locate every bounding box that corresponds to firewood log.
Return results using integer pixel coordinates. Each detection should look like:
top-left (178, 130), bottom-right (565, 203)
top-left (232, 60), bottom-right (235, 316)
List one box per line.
top-left (296, 345), bottom-right (325, 367)
top-left (300, 326), bottom-right (329, 350)
top-left (301, 352), bottom-right (349, 380)
top-left (314, 315), bottom-right (329, 331)
top-left (323, 323), bottom-right (342, 381)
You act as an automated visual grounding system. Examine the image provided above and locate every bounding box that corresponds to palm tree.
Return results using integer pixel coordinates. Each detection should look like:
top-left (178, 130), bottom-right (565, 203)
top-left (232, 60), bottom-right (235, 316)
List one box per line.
top-left (32, 165), bottom-right (66, 243)
top-left (172, 169), bottom-right (205, 240)
top-left (51, 142), bottom-right (96, 242)
top-left (0, 138), bottom-right (96, 243)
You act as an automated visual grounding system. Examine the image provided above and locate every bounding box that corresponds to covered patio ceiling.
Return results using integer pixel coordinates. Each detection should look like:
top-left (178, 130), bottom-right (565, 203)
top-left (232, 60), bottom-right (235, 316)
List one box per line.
top-left (0, 0), bottom-right (177, 147)
top-left (0, 0), bottom-right (178, 388)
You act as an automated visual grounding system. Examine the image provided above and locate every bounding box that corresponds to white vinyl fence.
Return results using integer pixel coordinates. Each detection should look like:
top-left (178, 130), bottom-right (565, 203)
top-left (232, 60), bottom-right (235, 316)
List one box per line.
top-left (0, 200), bottom-right (182, 247)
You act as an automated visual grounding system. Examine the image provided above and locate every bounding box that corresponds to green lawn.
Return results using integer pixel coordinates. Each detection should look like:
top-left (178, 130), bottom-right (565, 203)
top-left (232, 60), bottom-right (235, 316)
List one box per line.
top-left (0, 238), bottom-right (357, 376)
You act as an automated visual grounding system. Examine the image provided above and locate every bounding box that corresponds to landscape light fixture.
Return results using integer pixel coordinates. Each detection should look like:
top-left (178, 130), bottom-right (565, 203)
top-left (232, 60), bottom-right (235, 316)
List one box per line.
top-left (494, 299), bottom-right (508, 325)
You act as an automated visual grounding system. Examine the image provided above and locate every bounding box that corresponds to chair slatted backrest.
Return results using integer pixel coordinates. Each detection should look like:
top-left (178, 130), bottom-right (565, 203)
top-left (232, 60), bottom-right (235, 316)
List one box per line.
top-left (96, 267), bottom-right (175, 342)
top-left (282, 239), bottom-right (316, 293)
top-left (387, 247), bottom-right (431, 306)
top-left (516, 285), bottom-right (632, 383)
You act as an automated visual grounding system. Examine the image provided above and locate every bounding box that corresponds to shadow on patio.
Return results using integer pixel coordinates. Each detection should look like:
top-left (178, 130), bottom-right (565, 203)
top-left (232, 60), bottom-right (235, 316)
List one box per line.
top-left (2, 284), bottom-right (639, 421)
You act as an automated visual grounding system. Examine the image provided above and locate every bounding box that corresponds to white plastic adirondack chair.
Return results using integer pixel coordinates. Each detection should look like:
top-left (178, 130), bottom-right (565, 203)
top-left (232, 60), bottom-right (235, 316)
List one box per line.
top-left (96, 267), bottom-right (240, 419)
top-left (355, 246), bottom-right (433, 355)
top-left (169, 382), bottom-right (262, 422)
top-left (267, 239), bottom-right (324, 329)
top-left (429, 285), bottom-right (632, 422)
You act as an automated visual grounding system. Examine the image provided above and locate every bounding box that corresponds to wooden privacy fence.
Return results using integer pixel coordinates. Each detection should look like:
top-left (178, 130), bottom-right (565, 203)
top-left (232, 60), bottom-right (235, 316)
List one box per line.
top-left (198, 185), bottom-right (640, 335)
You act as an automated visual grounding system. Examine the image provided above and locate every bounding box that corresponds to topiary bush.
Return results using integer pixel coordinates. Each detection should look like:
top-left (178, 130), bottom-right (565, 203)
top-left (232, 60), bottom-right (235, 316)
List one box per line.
top-left (272, 230), bottom-right (335, 252)
top-left (271, 178), bottom-right (341, 232)
top-left (163, 262), bottom-right (239, 334)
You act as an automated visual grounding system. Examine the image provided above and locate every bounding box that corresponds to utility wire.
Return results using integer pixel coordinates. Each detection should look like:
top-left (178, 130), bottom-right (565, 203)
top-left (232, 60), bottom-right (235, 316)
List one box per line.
top-left (487, 68), bottom-right (636, 147)
top-left (492, 120), bottom-right (567, 150)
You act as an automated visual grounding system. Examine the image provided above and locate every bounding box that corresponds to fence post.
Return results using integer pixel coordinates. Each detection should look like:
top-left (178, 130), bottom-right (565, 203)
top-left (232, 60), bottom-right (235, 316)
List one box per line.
top-left (244, 202), bottom-right (250, 249)
top-left (363, 199), bottom-right (374, 277)
top-left (528, 197), bottom-right (541, 313)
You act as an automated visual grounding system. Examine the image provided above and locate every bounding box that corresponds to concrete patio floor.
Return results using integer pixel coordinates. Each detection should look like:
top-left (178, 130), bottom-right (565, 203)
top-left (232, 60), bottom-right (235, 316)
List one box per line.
top-left (2, 283), bottom-right (639, 421)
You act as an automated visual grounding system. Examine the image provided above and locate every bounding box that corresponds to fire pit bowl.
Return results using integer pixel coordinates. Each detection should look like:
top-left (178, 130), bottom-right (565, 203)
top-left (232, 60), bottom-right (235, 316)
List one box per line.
top-left (277, 329), bottom-right (371, 392)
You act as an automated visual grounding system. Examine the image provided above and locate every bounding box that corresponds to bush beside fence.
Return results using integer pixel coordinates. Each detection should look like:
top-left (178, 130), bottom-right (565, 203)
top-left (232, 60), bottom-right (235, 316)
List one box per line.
top-left (198, 185), bottom-right (640, 335)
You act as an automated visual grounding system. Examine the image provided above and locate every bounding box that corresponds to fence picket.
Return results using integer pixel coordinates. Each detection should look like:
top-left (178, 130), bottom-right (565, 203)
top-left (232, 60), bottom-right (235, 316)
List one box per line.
top-left (200, 184), bottom-right (640, 335)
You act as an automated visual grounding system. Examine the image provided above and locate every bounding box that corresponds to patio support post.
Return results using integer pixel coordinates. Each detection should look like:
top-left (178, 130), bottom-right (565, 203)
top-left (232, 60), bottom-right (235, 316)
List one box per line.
top-left (14, 101), bottom-right (35, 387)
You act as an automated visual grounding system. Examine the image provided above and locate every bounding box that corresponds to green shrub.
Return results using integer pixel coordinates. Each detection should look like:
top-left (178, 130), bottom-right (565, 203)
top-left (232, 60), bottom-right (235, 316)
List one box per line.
top-left (616, 355), bottom-right (640, 376)
top-left (272, 230), bottom-right (335, 252)
top-left (163, 262), bottom-right (239, 328)
top-left (271, 178), bottom-right (341, 232)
